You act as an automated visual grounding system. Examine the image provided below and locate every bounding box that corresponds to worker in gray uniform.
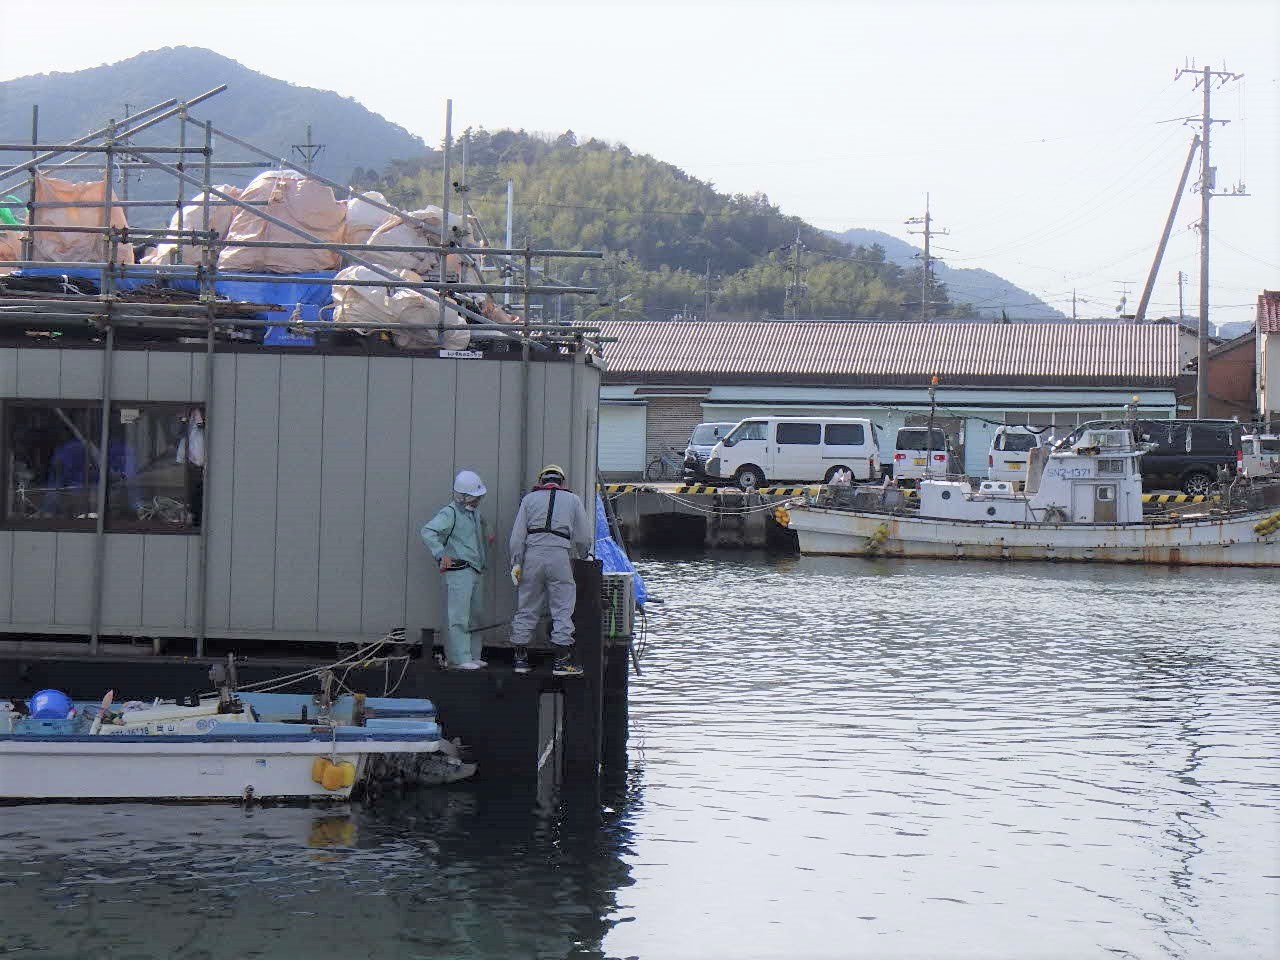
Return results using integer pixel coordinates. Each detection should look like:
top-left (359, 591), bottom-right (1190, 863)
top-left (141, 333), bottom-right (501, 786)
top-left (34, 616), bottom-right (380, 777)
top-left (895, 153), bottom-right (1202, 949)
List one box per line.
top-left (421, 470), bottom-right (492, 670)
top-left (508, 464), bottom-right (592, 676)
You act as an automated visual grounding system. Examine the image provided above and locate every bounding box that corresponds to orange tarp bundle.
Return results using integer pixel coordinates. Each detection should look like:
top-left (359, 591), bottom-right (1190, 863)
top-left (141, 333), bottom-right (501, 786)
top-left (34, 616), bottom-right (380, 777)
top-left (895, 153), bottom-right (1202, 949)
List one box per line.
top-left (142, 186), bottom-right (243, 266)
top-left (31, 175), bottom-right (135, 264)
top-left (218, 171), bottom-right (345, 273)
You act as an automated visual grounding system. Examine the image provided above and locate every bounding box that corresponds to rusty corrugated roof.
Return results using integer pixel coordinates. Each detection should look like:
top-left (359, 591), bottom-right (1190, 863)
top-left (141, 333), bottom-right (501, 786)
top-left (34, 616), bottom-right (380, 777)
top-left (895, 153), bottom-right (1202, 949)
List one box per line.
top-left (1259, 291), bottom-right (1280, 334)
top-left (596, 320), bottom-right (1181, 386)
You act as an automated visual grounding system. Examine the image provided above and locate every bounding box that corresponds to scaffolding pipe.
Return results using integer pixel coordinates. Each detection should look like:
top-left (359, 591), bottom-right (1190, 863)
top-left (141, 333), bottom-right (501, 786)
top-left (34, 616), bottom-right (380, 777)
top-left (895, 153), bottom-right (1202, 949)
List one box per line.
top-left (21, 105), bottom-right (37, 262)
top-left (88, 324), bottom-right (114, 654)
top-left (195, 115), bottom-right (215, 657)
top-left (0, 86), bottom-right (226, 183)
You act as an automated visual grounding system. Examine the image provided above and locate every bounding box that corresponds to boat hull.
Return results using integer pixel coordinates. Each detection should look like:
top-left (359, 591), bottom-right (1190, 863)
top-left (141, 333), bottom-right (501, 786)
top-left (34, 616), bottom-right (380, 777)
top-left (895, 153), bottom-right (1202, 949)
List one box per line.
top-left (0, 735), bottom-right (440, 801)
top-left (790, 507), bottom-right (1280, 567)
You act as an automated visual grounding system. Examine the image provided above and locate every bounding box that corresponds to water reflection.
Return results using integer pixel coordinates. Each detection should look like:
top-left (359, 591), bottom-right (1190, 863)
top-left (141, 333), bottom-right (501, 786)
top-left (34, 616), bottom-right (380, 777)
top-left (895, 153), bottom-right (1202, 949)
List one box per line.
top-left (608, 553), bottom-right (1279, 960)
top-left (0, 782), bottom-right (639, 959)
top-left (2, 554), bottom-right (1277, 959)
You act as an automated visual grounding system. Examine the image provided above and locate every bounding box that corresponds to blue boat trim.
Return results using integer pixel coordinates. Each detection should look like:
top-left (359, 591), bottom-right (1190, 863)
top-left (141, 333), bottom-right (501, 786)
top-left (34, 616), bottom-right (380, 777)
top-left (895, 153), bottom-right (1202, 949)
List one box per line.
top-left (1, 731), bottom-right (439, 744)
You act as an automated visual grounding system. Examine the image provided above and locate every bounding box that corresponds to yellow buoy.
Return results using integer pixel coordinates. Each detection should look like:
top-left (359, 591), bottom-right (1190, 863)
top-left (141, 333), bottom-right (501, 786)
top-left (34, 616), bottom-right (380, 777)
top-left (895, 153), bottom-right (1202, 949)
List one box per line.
top-left (321, 762), bottom-right (346, 791)
top-left (336, 761), bottom-right (356, 788)
top-left (311, 757), bottom-right (332, 784)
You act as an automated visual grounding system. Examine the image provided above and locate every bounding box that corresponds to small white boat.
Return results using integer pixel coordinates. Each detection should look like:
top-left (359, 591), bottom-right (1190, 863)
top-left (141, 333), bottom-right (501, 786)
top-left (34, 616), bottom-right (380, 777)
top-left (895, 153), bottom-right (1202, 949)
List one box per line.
top-left (0, 684), bottom-right (474, 802)
top-left (790, 427), bottom-right (1280, 567)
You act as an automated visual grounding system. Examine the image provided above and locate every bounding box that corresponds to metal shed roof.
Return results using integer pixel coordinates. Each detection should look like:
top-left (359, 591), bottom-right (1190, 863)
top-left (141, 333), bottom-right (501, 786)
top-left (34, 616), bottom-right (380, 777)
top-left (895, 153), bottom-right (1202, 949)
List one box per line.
top-left (597, 320), bottom-right (1182, 387)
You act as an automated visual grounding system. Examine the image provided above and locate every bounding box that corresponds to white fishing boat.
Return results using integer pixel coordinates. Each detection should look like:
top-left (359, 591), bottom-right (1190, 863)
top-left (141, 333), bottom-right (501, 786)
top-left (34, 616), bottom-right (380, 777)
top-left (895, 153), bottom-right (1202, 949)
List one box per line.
top-left (789, 427), bottom-right (1280, 567)
top-left (0, 678), bottom-right (475, 802)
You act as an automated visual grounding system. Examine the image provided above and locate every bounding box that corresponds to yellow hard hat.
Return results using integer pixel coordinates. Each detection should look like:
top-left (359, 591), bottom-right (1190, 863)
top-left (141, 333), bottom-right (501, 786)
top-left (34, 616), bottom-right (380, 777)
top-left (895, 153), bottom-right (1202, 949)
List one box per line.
top-left (539, 463), bottom-right (566, 483)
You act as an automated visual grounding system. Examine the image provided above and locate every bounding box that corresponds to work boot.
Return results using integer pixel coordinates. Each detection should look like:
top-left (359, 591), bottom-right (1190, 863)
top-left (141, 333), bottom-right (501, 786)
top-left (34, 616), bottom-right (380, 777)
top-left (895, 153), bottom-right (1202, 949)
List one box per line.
top-left (552, 644), bottom-right (583, 678)
top-left (513, 646), bottom-right (531, 674)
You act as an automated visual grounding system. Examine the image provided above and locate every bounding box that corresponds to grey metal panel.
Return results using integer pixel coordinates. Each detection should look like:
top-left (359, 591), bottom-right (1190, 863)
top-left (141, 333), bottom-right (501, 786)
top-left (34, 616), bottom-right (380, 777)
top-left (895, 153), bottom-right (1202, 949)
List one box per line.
top-left (525, 362), bottom-right (547, 479)
top-left (361, 357), bottom-right (413, 633)
top-left (541, 361), bottom-right (574, 484)
top-left (16, 350), bottom-right (60, 397)
top-left (147, 352), bottom-right (195, 402)
top-left (191, 349), bottom-right (209, 400)
top-left (110, 349), bottom-right (148, 400)
top-left (228, 354), bottom-right (281, 630)
top-left (11, 532), bottom-right (55, 625)
top-left (201, 354), bottom-right (238, 631)
top-left (0, 349), bottom-right (17, 396)
top-left (141, 535), bottom-right (190, 629)
top-left (58, 350), bottom-right (102, 400)
top-left (405, 358), bottom-right (457, 637)
top-left (0, 532), bottom-right (12, 622)
top-left (53, 533), bottom-right (94, 626)
top-left (101, 535), bottom-right (144, 629)
top-left (450, 359), bottom-right (504, 631)
top-left (317, 356), bottom-right (369, 634)
top-left (492, 361), bottom-right (526, 623)
top-left (273, 355), bottom-right (324, 632)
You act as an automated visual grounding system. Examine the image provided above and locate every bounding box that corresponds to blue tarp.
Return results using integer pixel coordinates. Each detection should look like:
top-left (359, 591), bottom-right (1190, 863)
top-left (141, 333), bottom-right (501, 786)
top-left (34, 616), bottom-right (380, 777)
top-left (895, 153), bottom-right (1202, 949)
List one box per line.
top-left (594, 493), bottom-right (647, 605)
top-left (11, 265), bottom-right (164, 294)
top-left (169, 271), bottom-right (338, 346)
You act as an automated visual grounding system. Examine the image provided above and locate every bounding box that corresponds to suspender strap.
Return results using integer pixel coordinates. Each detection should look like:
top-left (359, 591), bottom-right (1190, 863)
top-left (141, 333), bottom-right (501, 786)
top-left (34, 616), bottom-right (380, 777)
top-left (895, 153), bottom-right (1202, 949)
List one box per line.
top-left (528, 487), bottom-right (572, 540)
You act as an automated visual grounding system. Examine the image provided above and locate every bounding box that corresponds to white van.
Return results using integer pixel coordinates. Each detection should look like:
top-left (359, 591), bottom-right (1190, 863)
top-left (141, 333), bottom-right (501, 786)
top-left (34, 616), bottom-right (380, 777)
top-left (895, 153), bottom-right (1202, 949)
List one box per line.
top-left (1239, 433), bottom-right (1280, 479)
top-left (706, 417), bottom-right (881, 490)
top-left (988, 425), bottom-right (1044, 484)
top-left (890, 426), bottom-right (954, 482)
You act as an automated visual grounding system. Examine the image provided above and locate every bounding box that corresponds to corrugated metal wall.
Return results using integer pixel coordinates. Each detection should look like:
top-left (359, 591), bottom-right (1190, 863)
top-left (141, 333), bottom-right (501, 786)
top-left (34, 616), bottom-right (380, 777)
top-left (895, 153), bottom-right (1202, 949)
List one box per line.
top-left (0, 345), bottom-right (600, 645)
top-left (644, 397), bottom-right (705, 464)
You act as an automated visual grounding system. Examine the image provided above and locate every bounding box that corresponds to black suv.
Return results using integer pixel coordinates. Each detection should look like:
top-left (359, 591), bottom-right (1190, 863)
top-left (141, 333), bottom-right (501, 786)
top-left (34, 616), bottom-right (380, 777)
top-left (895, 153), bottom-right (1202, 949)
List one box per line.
top-left (1063, 419), bottom-right (1242, 494)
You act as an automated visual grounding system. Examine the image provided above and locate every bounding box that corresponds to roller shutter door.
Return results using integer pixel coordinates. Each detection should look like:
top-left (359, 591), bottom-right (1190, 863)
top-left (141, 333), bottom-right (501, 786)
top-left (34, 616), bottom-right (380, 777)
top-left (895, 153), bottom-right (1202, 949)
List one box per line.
top-left (599, 404), bottom-right (647, 475)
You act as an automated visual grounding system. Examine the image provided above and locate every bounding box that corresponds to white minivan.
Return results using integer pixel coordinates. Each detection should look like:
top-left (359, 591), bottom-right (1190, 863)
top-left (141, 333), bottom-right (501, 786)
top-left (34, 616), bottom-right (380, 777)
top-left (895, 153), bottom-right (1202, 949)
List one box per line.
top-left (706, 417), bottom-right (881, 490)
top-left (988, 425), bottom-right (1044, 484)
top-left (890, 426), bottom-right (954, 482)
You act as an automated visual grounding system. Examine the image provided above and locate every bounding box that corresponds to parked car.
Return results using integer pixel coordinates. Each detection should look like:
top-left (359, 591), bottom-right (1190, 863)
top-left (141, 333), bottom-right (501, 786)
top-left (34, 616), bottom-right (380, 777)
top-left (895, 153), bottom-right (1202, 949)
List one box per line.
top-left (890, 426), bottom-right (955, 483)
top-left (1060, 418), bottom-right (1243, 494)
top-left (987, 425), bottom-right (1044, 484)
top-left (1238, 432), bottom-right (1280, 480)
top-left (705, 416), bottom-right (882, 490)
top-left (682, 421), bottom-right (739, 479)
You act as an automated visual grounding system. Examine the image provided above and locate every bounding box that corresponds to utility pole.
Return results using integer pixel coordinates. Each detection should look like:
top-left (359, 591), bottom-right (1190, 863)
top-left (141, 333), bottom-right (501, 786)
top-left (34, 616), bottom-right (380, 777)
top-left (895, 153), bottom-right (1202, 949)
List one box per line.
top-left (1072, 289), bottom-right (1077, 321)
top-left (783, 227), bottom-right (805, 320)
top-left (906, 193), bottom-right (948, 321)
top-left (290, 123), bottom-right (324, 168)
top-left (1114, 280), bottom-right (1134, 317)
top-left (697, 258), bottom-right (718, 321)
top-left (1175, 61), bottom-right (1247, 415)
top-left (1134, 134), bottom-right (1199, 323)
top-left (1177, 271), bottom-right (1186, 321)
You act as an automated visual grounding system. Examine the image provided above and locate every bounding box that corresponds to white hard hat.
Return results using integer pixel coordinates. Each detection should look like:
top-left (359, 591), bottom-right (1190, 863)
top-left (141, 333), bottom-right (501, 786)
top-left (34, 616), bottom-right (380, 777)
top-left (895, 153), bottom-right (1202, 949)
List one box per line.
top-left (453, 470), bottom-right (487, 497)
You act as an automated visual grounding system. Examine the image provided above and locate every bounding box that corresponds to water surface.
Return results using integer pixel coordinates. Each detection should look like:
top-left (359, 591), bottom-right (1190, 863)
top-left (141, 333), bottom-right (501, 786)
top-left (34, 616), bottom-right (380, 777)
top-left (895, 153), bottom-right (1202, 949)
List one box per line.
top-left (2, 555), bottom-right (1276, 959)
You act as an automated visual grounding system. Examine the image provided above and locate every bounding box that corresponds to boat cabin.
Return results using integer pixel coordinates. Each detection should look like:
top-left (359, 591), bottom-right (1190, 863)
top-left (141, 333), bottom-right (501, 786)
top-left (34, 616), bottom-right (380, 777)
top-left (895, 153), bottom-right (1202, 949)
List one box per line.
top-left (917, 428), bottom-right (1144, 525)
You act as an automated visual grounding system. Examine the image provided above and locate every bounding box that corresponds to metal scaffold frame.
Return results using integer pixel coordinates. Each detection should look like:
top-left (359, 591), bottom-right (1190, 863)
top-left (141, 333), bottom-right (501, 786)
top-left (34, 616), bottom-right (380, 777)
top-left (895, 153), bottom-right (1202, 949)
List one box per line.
top-left (0, 88), bottom-right (607, 655)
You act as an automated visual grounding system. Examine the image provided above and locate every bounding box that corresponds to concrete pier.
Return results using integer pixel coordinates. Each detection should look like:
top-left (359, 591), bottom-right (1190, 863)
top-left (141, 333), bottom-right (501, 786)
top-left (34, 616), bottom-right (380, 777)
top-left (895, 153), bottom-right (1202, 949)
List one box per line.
top-left (603, 483), bottom-right (810, 550)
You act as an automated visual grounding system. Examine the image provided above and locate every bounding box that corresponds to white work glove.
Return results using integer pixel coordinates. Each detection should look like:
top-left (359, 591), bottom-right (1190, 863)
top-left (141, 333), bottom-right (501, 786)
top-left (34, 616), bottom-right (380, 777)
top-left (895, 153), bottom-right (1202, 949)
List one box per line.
top-left (510, 564), bottom-right (522, 586)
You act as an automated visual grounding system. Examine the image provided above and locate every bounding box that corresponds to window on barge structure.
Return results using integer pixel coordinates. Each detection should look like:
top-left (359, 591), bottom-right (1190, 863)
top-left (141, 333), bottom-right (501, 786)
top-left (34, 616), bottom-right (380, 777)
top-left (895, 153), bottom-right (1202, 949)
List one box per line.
top-left (3, 401), bottom-right (205, 533)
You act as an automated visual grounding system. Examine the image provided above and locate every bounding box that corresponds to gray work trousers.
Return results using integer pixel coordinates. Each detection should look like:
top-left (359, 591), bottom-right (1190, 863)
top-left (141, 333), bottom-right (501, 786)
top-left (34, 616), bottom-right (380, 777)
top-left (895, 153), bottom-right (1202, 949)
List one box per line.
top-left (510, 545), bottom-right (577, 648)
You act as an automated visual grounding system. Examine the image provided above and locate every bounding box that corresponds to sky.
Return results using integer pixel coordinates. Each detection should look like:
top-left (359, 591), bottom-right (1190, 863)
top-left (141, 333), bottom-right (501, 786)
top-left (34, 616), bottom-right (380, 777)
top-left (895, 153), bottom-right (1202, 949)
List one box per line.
top-left (2, 0), bottom-right (1278, 325)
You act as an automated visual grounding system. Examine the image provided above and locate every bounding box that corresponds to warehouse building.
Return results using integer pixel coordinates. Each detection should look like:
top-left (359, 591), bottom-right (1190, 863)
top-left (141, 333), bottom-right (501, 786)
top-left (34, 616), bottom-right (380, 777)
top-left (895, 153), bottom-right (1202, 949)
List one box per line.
top-left (596, 319), bottom-right (1193, 478)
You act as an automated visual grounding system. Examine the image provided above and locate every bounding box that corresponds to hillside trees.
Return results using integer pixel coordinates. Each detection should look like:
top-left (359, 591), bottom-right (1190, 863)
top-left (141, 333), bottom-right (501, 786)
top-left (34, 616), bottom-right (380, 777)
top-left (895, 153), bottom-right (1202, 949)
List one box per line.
top-left (364, 128), bottom-right (966, 321)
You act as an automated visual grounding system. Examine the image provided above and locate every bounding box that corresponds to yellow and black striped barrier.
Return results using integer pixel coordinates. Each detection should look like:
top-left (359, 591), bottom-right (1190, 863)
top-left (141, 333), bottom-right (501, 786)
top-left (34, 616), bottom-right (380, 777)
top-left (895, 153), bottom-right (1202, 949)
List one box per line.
top-left (1143, 493), bottom-right (1209, 504)
top-left (600, 483), bottom-right (818, 497)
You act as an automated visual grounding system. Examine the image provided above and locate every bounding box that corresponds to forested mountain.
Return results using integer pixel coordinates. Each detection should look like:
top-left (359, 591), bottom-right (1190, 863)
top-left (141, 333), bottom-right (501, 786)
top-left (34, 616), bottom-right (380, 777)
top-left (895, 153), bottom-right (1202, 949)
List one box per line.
top-left (831, 228), bottom-right (1064, 320)
top-left (361, 130), bottom-right (970, 322)
top-left (2, 47), bottom-right (1055, 321)
top-left (0, 47), bottom-right (426, 192)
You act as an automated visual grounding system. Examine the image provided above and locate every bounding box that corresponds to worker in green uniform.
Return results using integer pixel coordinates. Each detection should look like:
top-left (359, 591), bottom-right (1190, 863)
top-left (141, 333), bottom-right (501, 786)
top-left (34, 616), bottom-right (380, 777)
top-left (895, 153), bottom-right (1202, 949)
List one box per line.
top-left (421, 470), bottom-right (491, 670)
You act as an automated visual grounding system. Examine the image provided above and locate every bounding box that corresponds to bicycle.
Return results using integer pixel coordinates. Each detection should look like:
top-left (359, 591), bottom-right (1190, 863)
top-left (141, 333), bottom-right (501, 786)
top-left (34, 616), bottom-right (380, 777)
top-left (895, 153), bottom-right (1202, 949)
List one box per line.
top-left (644, 446), bottom-right (686, 482)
